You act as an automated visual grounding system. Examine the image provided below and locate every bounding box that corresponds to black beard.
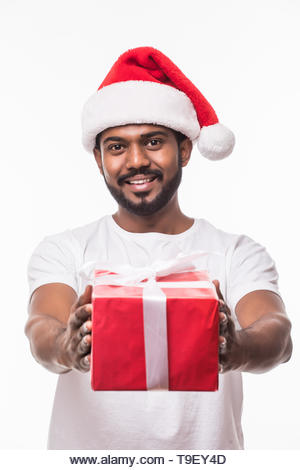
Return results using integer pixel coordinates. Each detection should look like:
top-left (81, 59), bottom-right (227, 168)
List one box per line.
top-left (103, 160), bottom-right (182, 216)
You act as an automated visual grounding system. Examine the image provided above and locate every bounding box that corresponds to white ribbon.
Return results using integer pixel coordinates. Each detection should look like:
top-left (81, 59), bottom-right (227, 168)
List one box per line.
top-left (142, 279), bottom-right (168, 389)
top-left (80, 251), bottom-right (220, 390)
top-left (79, 250), bottom-right (222, 285)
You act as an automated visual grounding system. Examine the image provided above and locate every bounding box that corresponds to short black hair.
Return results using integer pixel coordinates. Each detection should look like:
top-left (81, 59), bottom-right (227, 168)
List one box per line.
top-left (94, 128), bottom-right (187, 150)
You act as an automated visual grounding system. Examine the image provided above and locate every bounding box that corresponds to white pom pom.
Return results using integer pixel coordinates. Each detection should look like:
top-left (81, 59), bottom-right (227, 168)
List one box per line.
top-left (197, 123), bottom-right (235, 160)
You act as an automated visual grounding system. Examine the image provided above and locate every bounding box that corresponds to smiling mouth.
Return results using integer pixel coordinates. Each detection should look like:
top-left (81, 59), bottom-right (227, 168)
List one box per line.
top-left (125, 175), bottom-right (158, 185)
top-left (123, 174), bottom-right (160, 193)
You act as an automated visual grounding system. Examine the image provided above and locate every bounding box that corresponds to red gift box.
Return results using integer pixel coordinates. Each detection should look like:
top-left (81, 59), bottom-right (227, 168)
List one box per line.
top-left (91, 269), bottom-right (219, 391)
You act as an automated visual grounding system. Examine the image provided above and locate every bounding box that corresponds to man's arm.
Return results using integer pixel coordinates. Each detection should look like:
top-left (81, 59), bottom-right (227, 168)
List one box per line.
top-left (214, 281), bottom-right (293, 373)
top-left (25, 283), bottom-right (93, 374)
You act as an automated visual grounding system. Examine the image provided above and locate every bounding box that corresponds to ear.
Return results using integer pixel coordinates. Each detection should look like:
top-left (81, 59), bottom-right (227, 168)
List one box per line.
top-left (93, 147), bottom-right (103, 175)
top-left (179, 138), bottom-right (193, 167)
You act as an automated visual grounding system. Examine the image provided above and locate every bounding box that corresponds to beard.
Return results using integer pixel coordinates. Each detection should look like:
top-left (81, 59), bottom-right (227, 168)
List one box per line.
top-left (103, 158), bottom-right (183, 216)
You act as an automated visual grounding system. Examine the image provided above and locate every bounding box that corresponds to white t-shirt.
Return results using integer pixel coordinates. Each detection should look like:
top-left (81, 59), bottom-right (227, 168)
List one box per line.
top-left (28, 215), bottom-right (280, 450)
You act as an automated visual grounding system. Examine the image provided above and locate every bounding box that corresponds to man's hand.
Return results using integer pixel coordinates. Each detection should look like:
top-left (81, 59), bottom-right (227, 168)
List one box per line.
top-left (213, 280), bottom-right (241, 373)
top-left (57, 285), bottom-right (93, 373)
top-left (26, 283), bottom-right (93, 374)
top-left (212, 280), bottom-right (292, 374)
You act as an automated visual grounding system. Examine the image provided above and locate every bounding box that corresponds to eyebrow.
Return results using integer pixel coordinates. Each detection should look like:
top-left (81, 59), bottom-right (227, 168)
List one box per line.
top-left (102, 131), bottom-right (169, 145)
top-left (102, 136), bottom-right (124, 144)
top-left (140, 131), bottom-right (169, 139)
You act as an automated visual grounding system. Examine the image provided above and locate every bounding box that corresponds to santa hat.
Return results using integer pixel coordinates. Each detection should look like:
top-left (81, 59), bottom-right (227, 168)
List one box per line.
top-left (82, 47), bottom-right (235, 160)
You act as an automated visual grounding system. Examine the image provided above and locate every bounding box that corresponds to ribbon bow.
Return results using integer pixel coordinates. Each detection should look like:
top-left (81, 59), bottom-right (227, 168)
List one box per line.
top-left (79, 250), bottom-right (221, 287)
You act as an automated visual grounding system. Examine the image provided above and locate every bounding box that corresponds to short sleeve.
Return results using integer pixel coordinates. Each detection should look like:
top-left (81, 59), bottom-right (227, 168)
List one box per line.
top-left (27, 232), bottom-right (79, 299)
top-left (228, 235), bottom-right (281, 314)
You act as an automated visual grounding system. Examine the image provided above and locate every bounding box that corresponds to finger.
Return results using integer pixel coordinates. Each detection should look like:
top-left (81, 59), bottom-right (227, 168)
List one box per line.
top-left (212, 280), bottom-right (224, 301)
top-left (74, 285), bottom-right (93, 309)
top-left (219, 311), bottom-right (228, 336)
top-left (219, 311), bottom-right (228, 325)
top-left (219, 308), bottom-right (235, 337)
top-left (218, 299), bottom-right (230, 314)
top-left (219, 335), bottom-right (227, 354)
top-left (219, 363), bottom-right (224, 374)
top-left (78, 320), bottom-right (92, 338)
top-left (77, 334), bottom-right (91, 355)
top-left (78, 354), bottom-right (91, 372)
top-left (70, 304), bottom-right (92, 330)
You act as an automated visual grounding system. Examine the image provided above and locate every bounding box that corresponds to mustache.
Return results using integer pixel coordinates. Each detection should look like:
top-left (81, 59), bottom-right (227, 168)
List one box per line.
top-left (118, 168), bottom-right (163, 186)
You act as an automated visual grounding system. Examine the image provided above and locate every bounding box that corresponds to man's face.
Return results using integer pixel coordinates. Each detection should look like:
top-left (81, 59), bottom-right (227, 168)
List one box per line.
top-left (93, 124), bottom-right (191, 216)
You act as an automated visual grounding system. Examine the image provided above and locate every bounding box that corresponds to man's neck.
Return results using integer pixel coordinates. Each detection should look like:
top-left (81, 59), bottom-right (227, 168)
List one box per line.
top-left (112, 196), bottom-right (194, 235)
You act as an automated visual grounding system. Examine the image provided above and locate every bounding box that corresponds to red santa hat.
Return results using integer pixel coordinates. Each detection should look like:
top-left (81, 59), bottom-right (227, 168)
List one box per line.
top-left (82, 47), bottom-right (235, 160)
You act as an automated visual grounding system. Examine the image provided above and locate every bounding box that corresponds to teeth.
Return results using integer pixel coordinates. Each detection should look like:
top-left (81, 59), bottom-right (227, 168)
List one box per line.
top-left (129, 178), bottom-right (153, 185)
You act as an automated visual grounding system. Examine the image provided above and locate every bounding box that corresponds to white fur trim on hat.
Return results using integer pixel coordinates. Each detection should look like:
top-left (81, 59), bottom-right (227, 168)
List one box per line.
top-left (81, 80), bottom-right (200, 152)
top-left (197, 123), bottom-right (235, 161)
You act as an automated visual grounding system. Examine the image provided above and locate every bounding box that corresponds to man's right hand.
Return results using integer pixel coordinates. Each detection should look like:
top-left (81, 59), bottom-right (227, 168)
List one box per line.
top-left (26, 283), bottom-right (93, 375)
top-left (57, 285), bottom-right (93, 372)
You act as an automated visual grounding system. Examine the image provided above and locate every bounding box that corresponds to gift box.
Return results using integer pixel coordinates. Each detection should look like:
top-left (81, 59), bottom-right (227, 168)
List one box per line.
top-left (90, 257), bottom-right (219, 392)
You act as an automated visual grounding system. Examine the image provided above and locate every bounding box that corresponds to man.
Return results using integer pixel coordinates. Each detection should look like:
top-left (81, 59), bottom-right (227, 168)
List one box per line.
top-left (26, 47), bottom-right (292, 450)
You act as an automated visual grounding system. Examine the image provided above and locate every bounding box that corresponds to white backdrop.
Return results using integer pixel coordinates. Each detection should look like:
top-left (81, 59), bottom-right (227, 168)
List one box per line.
top-left (0, 0), bottom-right (299, 451)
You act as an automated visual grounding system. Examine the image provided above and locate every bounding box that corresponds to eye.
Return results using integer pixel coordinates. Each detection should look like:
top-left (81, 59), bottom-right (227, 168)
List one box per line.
top-left (145, 139), bottom-right (162, 148)
top-left (108, 144), bottom-right (124, 152)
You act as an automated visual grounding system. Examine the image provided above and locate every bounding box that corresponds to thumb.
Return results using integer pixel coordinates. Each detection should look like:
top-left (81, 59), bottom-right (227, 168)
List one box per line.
top-left (74, 284), bottom-right (93, 309)
top-left (212, 279), bottom-right (224, 301)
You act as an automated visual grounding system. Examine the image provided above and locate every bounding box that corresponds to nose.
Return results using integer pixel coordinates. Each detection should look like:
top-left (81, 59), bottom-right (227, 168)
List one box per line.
top-left (125, 143), bottom-right (151, 170)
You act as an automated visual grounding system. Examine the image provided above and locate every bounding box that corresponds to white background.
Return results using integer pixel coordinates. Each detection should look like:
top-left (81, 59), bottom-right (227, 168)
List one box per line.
top-left (0, 0), bottom-right (299, 452)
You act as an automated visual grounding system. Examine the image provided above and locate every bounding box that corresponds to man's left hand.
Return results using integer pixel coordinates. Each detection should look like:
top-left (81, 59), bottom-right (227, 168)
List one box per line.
top-left (213, 280), bottom-right (242, 374)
